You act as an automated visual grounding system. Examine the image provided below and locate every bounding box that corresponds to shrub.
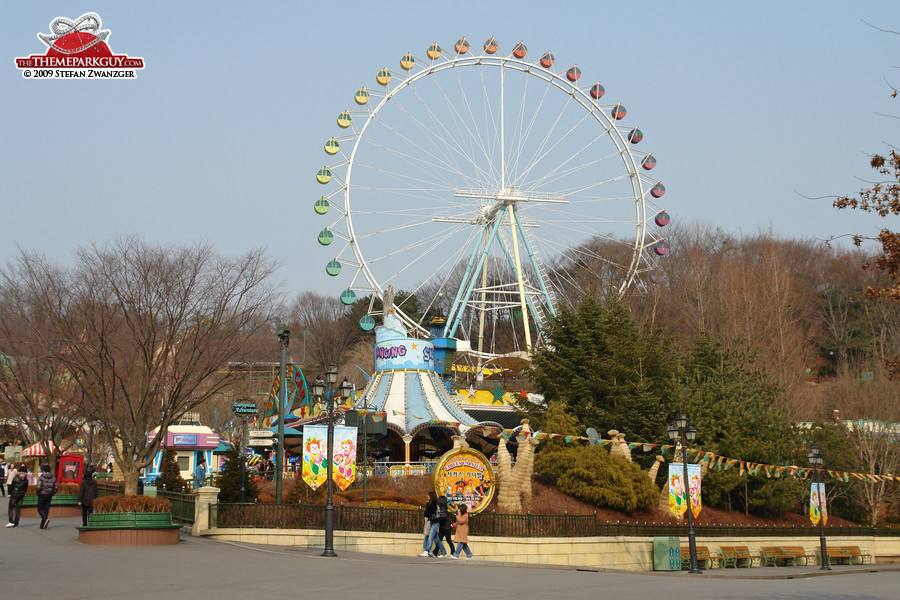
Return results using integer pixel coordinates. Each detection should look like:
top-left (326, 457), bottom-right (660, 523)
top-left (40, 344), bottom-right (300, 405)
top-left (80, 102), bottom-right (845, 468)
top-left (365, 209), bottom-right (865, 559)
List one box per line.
top-left (24, 482), bottom-right (79, 496)
top-left (94, 495), bottom-right (172, 513)
top-left (535, 445), bottom-right (658, 512)
top-left (155, 449), bottom-right (188, 492)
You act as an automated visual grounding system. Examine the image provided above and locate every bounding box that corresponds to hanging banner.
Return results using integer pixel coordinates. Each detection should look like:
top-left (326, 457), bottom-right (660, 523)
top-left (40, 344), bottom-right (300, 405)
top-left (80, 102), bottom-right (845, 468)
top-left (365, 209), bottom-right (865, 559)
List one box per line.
top-left (687, 463), bottom-right (702, 518)
top-left (668, 464), bottom-right (687, 517)
top-left (332, 425), bottom-right (358, 491)
top-left (809, 482), bottom-right (827, 525)
top-left (301, 425), bottom-right (328, 491)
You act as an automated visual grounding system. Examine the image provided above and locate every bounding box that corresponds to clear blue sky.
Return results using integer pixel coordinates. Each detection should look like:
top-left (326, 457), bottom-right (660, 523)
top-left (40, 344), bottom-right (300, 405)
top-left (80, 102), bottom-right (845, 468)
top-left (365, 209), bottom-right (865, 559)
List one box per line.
top-left (2, 1), bottom-right (898, 302)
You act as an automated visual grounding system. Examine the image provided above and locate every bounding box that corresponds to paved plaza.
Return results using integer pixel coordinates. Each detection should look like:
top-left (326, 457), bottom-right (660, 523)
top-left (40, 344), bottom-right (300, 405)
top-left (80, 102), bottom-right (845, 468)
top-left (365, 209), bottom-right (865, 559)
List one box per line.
top-left (2, 516), bottom-right (899, 600)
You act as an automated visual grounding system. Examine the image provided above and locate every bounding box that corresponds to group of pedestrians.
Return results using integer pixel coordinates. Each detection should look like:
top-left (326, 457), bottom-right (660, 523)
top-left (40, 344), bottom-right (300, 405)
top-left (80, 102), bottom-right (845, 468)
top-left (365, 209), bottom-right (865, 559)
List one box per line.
top-left (419, 491), bottom-right (474, 560)
top-left (4, 462), bottom-right (98, 529)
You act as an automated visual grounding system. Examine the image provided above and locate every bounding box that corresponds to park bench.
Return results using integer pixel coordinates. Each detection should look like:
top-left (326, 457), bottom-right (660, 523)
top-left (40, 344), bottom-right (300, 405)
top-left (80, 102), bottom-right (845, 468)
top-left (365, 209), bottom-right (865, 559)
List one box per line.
top-left (761, 546), bottom-right (796, 566)
top-left (839, 546), bottom-right (872, 565)
top-left (720, 545), bottom-right (755, 568)
top-left (681, 546), bottom-right (722, 569)
top-left (818, 547), bottom-right (853, 566)
top-left (781, 546), bottom-right (816, 566)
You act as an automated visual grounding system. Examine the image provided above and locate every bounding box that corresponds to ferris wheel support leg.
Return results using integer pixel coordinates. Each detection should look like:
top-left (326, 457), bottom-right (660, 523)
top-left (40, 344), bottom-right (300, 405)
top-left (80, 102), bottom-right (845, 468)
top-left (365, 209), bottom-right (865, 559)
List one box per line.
top-left (513, 204), bottom-right (556, 320)
top-left (444, 226), bottom-right (488, 337)
top-left (495, 232), bottom-right (544, 343)
top-left (446, 206), bottom-right (508, 340)
top-left (508, 206), bottom-right (532, 354)
top-left (476, 228), bottom-right (491, 371)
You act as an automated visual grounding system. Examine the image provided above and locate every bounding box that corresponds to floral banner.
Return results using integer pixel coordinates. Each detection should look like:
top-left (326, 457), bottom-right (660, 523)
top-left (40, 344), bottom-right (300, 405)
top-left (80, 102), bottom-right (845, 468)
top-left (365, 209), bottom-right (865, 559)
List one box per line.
top-left (302, 425), bottom-right (328, 491)
top-left (668, 463), bottom-right (701, 518)
top-left (332, 425), bottom-right (357, 491)
top-left (809, 482), bottom-right (827, 525)
top-left (687, 463), bottom-right (702, 518)
top-left (668, 464), bottom-right (687, 517)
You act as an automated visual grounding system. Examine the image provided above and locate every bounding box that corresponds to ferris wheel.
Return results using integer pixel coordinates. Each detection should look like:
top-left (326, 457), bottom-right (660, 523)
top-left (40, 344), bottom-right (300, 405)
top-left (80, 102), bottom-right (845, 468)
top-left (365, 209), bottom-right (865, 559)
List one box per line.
top-left (314, 37), bottom-right (670, 360)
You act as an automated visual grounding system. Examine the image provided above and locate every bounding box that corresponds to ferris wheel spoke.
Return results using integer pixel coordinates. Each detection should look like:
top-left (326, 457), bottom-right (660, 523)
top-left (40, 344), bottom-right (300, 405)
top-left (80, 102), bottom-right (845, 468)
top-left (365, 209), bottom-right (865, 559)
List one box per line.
top-left (514, 97), bottom-right (596, 188)
top-left (518, 121), bottom-right (612, 191)
top-left (430, 74), bottom-right (499, 189)
top-left (508, 76), bottom-right (557, 186)
top-left (359, 134), bottom-right (462, 191)
top-left (374, 95), bottom-right (481, 191)
top-left (403, 82), bottom-right (496, 189)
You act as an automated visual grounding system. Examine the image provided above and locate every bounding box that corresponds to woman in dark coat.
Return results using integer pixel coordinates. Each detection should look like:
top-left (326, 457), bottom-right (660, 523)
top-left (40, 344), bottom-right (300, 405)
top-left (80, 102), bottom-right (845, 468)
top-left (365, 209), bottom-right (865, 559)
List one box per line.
top-left (77, 467), bottom-right (98, 527)
top-left (437, 496), bottom-right (455, 556)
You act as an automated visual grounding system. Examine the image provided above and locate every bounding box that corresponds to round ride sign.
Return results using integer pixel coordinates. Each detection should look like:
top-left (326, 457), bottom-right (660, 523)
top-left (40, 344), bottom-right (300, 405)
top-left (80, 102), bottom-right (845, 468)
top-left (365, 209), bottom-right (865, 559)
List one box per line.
top-left (433, 447), bottom-right (495, 514)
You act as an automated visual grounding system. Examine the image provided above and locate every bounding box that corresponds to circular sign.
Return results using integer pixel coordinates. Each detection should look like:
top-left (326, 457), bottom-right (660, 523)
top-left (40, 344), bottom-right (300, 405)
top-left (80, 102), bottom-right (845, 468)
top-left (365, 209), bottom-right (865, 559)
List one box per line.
top-left (432, 447), bottom-right (495, 514)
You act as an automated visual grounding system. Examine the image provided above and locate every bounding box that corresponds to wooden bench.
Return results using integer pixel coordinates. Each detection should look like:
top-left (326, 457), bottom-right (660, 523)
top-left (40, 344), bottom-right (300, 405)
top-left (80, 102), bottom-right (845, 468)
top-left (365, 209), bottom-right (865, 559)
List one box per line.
top-left (839, 546), bottom-right (872, 565)
top-left (720, 545), bottom-right (755, 568)
top-left (761, 546), bottom-right (796, 566)
top-left (681, 546), bottom-right (722, 569)
top-left (818, 547), bottom-right (853, 566)
top-left (782, 546), bottom-right (816, 566)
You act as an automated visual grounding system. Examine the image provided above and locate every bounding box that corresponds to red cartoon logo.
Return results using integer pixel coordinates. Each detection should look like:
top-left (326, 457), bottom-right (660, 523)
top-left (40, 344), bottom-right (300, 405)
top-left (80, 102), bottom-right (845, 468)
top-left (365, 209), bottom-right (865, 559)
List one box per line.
top-left (15, 12), bottom-right (145, 79)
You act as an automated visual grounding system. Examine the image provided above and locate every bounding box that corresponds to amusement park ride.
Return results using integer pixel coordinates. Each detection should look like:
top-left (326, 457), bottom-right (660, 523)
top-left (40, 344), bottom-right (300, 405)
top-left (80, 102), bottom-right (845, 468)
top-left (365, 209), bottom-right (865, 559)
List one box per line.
top-left (308, 36), bottom-right (671, 459)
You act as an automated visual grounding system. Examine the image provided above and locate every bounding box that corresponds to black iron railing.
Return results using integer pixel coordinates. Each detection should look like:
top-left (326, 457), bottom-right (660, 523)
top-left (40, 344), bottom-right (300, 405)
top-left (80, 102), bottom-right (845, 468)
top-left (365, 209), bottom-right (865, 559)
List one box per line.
top-left (207, 503), bottom-right (899, 538)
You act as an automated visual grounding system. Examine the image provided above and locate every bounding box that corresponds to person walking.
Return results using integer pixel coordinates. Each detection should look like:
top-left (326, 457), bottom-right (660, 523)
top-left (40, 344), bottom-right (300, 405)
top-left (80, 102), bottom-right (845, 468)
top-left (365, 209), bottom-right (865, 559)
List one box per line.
top-left (35, 464), bottom-right (58, 529)
top-left (450, 504), bottom-right (474, 560)
top-left (419, 491), bottom-right (444, 557)
top-left (437, 496), bottom-right (455, 557)
top-left (77, 467), bottom-right (98, 527)
top-left (7, 465), bottom-right (29, 527)
top-left (0, 459), bottom-right (6, 497)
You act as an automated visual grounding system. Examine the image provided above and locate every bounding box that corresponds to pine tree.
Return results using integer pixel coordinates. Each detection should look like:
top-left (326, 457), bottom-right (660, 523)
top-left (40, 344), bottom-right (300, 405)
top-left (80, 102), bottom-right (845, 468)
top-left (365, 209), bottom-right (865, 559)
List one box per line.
top-left (529, 296), bottom-right (678, 444)
top-left (155, 448), bottom-right (188, 492)
top-left (217, 446), bottom-right (259, 503)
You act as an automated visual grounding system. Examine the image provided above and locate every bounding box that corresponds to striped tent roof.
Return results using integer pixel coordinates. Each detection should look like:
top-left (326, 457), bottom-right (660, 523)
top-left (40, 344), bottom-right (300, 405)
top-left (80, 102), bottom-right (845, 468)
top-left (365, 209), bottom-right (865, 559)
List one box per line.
top-left (22, 441), bottom-right (56, 457)
top-left (357, 369), bottom-right (479, 435)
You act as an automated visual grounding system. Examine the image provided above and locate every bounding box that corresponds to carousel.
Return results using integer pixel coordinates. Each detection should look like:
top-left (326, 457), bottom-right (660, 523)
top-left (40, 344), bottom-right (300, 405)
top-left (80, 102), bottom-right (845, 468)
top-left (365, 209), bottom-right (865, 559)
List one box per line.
top-left (353, 288), bottom-right (506, 471)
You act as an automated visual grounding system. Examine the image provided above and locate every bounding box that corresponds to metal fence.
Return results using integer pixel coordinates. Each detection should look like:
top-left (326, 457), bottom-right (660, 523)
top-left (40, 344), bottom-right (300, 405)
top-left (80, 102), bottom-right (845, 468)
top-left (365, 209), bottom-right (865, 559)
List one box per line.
top-left (210, 502), bottom-right (424, 532)
top-left (157, 488), bottom-right (196, 524)
top-left (208, 503), bottom-right (900, 538)
top-left (96, 481), bottom-right (124, 497)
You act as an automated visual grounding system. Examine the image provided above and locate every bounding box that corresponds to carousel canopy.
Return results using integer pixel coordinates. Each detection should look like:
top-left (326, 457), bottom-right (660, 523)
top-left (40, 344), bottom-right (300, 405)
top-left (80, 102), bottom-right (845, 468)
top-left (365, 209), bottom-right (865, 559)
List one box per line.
top-left (22, 441), bottom-right (56, 457)
top-left (359, 369), bottom-right (479, 435)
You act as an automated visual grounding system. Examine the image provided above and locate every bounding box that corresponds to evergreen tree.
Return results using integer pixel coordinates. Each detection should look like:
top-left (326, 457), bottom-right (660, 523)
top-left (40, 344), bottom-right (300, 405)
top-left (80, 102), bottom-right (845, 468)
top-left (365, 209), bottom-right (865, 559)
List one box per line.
top-left (679, 337), bottom-right (794, 514)
top-left (217, 446), bottom-right (259, 503)
top-left (529, 296), bottom-right (678, 444)
top-left (155, 448), bottom-right (188, 492)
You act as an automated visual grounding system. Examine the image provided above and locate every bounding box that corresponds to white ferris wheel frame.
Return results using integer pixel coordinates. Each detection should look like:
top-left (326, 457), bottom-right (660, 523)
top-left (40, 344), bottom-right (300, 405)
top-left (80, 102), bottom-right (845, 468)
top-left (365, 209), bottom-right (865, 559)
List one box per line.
top-left (319, 46), bottom-right (664, 350)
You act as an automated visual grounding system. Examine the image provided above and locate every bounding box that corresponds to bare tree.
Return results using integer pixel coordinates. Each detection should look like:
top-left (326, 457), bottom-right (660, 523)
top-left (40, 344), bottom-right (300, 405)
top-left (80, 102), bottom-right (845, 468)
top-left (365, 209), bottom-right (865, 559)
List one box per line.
top-left (0, 303), bottom-right (84, 470)
top-left (0, 237), bottom-right (281, 495)
top-left (287, 291), bottom-right (361, 371)
top-left (825, 378), bottom-right (900, 525)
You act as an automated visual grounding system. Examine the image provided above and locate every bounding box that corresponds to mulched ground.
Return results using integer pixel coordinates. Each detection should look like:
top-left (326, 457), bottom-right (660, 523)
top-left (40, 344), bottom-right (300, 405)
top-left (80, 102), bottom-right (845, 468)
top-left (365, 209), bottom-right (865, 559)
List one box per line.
top-left (258, 475), bottom-right (867, 527)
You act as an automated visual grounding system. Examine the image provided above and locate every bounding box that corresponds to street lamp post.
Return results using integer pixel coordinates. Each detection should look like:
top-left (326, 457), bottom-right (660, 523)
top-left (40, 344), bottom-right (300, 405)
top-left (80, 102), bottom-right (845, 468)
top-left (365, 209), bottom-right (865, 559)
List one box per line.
top-left (809, 442), bottom-right (831, 570)
top-left (312, 365), bottom-right (350, 558)
top-left (667, 413), bottom-right (701, 574)
top-left (276, 326), bottom-right (289, 504)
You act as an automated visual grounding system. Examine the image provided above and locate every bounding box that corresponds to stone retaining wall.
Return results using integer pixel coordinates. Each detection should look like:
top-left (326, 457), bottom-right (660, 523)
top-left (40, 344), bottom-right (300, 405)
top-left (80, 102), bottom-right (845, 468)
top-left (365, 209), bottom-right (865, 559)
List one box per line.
top-left (201, 527), bottom-right (899, 570)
